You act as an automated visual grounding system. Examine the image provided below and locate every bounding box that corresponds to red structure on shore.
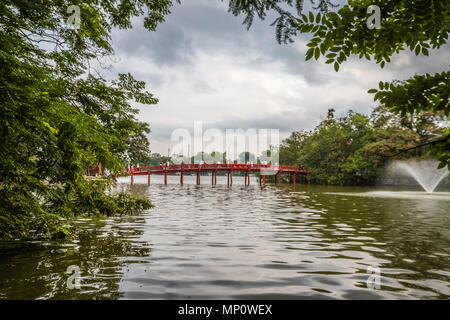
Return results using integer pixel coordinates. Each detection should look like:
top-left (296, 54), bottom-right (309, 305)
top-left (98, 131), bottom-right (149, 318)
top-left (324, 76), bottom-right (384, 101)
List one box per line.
top-left (117, 163), bottom-right (309, 186)
top-left (86, 163), bottom-right (103, 176)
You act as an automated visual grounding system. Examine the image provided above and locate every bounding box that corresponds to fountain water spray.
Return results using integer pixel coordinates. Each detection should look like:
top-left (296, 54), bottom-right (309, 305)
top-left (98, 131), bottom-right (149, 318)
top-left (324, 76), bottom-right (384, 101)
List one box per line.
top-left (393, 159), bottom-right (449, 193)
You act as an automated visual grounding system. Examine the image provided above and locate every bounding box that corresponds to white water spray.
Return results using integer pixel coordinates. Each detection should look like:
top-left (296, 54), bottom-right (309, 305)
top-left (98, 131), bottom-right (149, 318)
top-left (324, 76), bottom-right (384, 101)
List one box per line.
top-left (394, 159), bottom-right (449, 193)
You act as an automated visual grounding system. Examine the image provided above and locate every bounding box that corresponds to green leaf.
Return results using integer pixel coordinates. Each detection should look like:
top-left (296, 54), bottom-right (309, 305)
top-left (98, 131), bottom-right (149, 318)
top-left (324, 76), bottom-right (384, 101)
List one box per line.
top-left (330, 47), bottom-right (341, 52)
top-left (374, 92), bottom-right (382, 101)
top-left (320, 43), bottom-right (326, 55)
top-left (309, 12), bottom-right (315, 23)
top-left (314, 48), bottom-right (320, 60)
top-left (301, 14), bottom-right (308, 23)
top-left (367, 89), bottom-right (378, 94)
top-left (414, 45), bottom-right (421, 55)
top-left (41, 121), bottom-right (58, 134)
top-left (334, 62), bottom-right (339, 72)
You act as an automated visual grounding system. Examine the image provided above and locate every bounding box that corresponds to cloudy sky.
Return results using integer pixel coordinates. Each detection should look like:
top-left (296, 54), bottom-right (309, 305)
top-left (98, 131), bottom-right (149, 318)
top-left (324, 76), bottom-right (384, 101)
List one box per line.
top-left (104, 0), bottom-right (449, 156)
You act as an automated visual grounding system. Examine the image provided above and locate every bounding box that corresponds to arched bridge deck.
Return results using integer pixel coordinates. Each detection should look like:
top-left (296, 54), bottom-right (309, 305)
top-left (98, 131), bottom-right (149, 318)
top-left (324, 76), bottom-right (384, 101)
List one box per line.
top-left (118, 164), bottom-right (309, 186)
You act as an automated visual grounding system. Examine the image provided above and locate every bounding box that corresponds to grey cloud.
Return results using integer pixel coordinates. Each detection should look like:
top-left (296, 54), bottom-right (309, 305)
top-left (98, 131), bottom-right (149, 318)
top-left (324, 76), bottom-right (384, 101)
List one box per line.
top-left (148, 109), bottom-right (318, 142)
top-left (108, 0), bottom-right (449, 155)
top-left (113, 18), bottom-right (194, 66)
top-left (385, 44), bottom-right (450, 79)
top-left (112, 1), bottom-right (325, 83)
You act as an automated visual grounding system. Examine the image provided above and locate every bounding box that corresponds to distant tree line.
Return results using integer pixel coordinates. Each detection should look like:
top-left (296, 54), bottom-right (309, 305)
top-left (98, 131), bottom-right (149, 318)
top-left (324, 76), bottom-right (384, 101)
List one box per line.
top-left (279, 107), bottom-right (448, 185)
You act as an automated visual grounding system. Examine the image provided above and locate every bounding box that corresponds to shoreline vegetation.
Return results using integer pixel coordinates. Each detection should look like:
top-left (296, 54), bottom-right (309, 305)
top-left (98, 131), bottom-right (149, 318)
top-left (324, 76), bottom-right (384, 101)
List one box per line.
top-left (1, 1), bottom-right (448, 240)
top-left (278, 107), bottom-right (448, 186)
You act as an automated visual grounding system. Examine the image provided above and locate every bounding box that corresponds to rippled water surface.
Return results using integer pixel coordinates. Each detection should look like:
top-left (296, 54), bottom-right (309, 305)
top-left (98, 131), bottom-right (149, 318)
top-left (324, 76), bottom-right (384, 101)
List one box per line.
top-left (1, 175), bottom-right (449, 299)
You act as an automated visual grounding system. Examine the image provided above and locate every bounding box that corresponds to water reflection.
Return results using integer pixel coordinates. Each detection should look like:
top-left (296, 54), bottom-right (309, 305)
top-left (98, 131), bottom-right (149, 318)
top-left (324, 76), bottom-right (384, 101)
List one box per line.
top-left (0, 216), bottom-right (151, 299)
top-left (0, 176), bottom-right (449, 299)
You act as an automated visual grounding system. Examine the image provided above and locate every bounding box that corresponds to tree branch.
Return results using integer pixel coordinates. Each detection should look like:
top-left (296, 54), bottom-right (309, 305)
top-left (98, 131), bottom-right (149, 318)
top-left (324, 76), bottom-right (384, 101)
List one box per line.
top-left (387, 134), bottom-right (449, 158)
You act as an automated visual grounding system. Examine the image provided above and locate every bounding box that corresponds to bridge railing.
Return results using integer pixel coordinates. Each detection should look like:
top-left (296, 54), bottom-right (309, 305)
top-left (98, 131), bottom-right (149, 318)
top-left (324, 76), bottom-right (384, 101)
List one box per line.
top-left (123, 163), bottom-right (309, 174)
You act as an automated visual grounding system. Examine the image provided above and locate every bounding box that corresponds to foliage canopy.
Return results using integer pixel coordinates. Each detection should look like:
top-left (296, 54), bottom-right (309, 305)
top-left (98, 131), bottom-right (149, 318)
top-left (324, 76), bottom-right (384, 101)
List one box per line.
top-left (0, 0), bottom-right (183, 239)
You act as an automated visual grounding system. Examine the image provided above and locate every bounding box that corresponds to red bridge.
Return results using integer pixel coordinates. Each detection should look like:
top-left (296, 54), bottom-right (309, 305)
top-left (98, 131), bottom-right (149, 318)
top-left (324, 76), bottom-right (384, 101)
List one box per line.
top-left (119, 163), bottom-right (309, 186)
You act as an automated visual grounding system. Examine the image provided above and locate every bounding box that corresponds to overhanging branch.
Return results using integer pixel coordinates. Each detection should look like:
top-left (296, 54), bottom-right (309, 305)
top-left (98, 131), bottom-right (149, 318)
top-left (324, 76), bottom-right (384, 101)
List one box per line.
top-left (387, 134), bottom-right (449, 158)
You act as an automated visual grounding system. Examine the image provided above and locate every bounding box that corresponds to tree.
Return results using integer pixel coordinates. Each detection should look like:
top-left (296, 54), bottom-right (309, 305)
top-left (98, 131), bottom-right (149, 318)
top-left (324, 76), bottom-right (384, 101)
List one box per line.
top-left (124, 123), bottom-right (152, 166)
top-left (279, 131), bottom-right (311, 165)
top-left (368, 73), bottom-right (450, 167)
top-left (228, 0), bottom-right (449, 168)
top-left (280, 109), bottom-right (378, 185)
top-left (0, 0), bottom-right (181, 239)
top-left (239, 151), bottom-right (256, 163)
top-left (146, 153), bottom-right (172, 166)
top-left (361, 126), bottom-right (421, 161)
top-left (279, 106), bottom-right (442, 184)
top-left (370, 105), bottom-right (447, 142)
top-left (225, 0), bottom-right (338, 43)
top-left (204, 151), bottom-right (224, 163)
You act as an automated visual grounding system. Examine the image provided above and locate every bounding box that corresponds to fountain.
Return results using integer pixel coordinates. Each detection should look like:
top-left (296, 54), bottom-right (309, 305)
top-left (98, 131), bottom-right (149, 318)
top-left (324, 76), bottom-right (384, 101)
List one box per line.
top-left (394, 159), bottom-right (449, 193)
top-left (324, 159), bottom-right (450, 201)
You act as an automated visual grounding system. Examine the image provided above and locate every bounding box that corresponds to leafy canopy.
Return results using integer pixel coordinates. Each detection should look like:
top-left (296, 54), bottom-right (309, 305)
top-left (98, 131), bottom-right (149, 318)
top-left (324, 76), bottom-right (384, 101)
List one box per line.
top-left (0, 0), bottom-right (181, 239)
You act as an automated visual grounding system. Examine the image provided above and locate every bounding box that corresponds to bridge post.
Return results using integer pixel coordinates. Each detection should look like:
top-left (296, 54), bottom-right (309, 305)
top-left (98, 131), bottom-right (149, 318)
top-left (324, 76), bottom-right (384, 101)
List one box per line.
top-left (230, 170), bottom-right (232, 186)
top-left (247, 170), bottom-right (250, 185)
top-left (278, 173), bottom-right (281, 185)
top-left (259, 174), bottom-right (262, 186)
top-left (214, 169), bottom-right (217, 185)
top-left (197, 166), bottom-right (200, 185)
top-left (164, 165), bottom-right (167, 185)
top-left (148, 172), bottom-right (150, 185)
top-left (263, 174), bottom-right (266, 186)
top-left (293, 173), bottom-right (296, 186)
top-left (180, 164), bottom-right (184, 185)
top-left (131, 166), bottom-right (134, 185)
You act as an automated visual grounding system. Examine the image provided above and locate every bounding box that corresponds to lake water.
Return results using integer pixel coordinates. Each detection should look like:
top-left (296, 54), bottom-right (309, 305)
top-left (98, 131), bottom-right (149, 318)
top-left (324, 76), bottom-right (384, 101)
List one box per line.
top-left (1, 174), bottom-right (449, 299)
